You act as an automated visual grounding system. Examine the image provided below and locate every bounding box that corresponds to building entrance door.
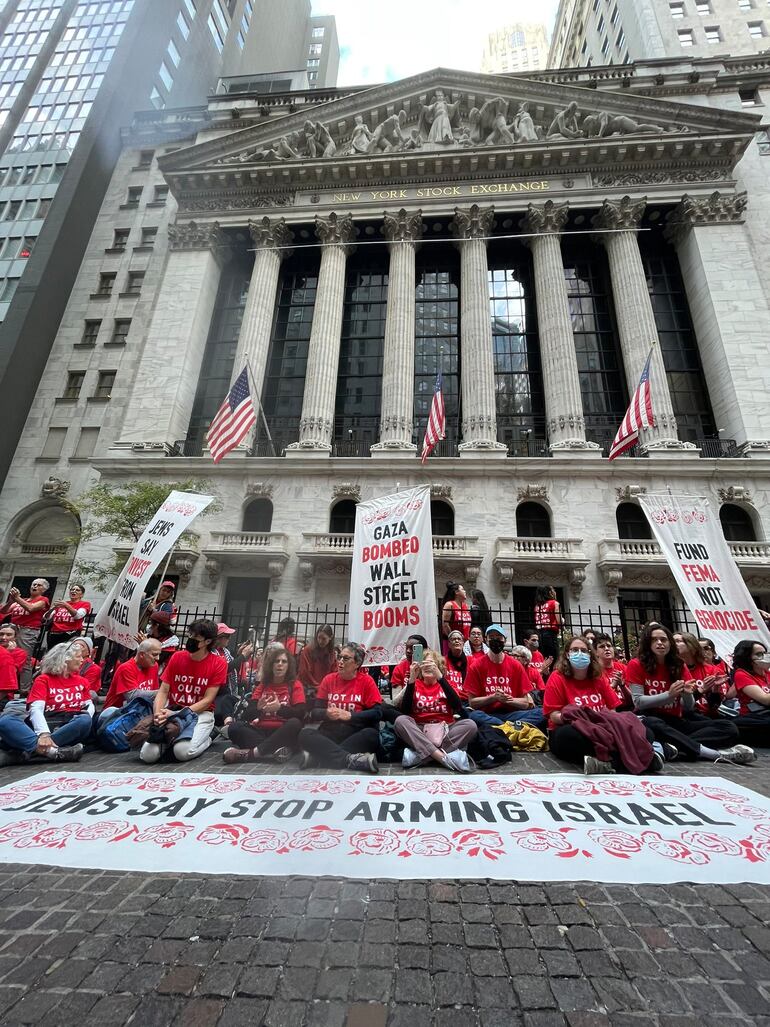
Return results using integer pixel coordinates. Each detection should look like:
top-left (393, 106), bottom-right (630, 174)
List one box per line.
top-left (223, 577), bottom-right (270, 641)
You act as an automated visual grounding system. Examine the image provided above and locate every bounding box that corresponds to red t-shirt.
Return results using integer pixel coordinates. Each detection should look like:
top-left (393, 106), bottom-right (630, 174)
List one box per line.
top-left (249, 678), bottom-right (305, 729)
top-left (529, 649), bottom-right (546, 671)
top-left (599, 660), bottom-right (632, 705)
top-left (316, 670), bottom-right (381, 712)
top-left (50, 600), bottom-right (91, 634)
top-left (543, 670), bottom-right (621, 726)
top-left (526, 665), bottom-right (545, 690)
top-left (80, 660), bottom-right (102, 694)
top-left (411, 679), bottom-right (455, 725)
top-left (733, 668), bottom-right (770, 716)
top-left (464, 654), bottom-right (530, 712)
top-left (534, 600), bottom-right (559, 631)
top-left (5, 646), bottom-right (26, 670)
top-left (444, 656), bottom-right (467, 699)
top-left (9, 597), bottom-right (50, 630)
top-left (445, 601), bottom-right (472, 640)
top-left (161, 650), bottom-right (227, 711)
top-left (391, 658), bottom-right (411, 689)
top-left (27, 672), bottom-right (90, 713)
top-left (624, 658), bottom-right (692, 717)
top-left (0, 646), bottom-right (18, 692)
top-left (104, 659), bottom-right (160, 709)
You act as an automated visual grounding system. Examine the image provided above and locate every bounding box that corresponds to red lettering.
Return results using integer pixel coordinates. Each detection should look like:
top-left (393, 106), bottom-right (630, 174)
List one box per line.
top-left (681, 563), bottom-right (720, 583)
top-left (361, 537), bottom-right (420, 564)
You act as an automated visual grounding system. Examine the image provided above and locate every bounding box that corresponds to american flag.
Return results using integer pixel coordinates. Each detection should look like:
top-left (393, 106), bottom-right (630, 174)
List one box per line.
top-left (609, 347), bottom-right (656, 461)
top-left (206, 367), bottom-right (257, 463)
top-left (421, 372), bottom-right (446, 464)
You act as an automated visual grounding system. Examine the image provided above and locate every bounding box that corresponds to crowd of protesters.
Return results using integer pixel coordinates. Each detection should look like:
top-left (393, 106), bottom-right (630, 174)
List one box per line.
top-left (0, 574), bottom-right (768, 775)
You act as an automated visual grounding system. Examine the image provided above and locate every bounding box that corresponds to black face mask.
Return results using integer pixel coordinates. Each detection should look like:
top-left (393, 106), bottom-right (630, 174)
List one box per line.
top-left (488, 638), bottom-right (505, 654)
top-left (185, 637), bottom-right (201, 653)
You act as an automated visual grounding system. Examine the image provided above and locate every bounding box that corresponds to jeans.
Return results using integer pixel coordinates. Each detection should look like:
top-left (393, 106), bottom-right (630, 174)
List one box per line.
top-left (469, 707), bottom-right (547, 731)
top-left (140, 710), bottom-right (215, 764)
top-left (0, 711), bottom-right (92, 754)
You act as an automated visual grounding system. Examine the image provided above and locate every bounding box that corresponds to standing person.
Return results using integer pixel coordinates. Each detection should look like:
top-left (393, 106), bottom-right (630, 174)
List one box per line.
top-left (271, 617), bottom-right (297, 655)
top-left (224, 646), bottom-right (306, 764)
top-left (0, 631), bottom-right (19, 705)
top-left (297, 642), bottom-right (381, 773)
top-left (470, 589), bottom-right (492, 633)
top-left (298, 624), bottom-right (337, 698)
top-left (1, 578), bottom-right (50, 650)
top-left (0, 641), bottom-right (92, 766)
top-left (444, 630), bottom-right (469, 697)
top-left (46, 583), bottom-right (91, 648)
top-left (463, 626), bottom-right (488, 661)
top-left (593, 633), bottom-right (632, 709)
top-left (394, 650), bottom-right (477, 771)
top-left (730, 640), bottom-right (770, 746)
top-left (534, 586), bottom-right (562, 664)
top-left (392, 634), bottom-right (429, 690)
top-left (211, 623), bottom-right (240, 730)
top-left (140, 619), bottom-right (227, 764)
top-left (440, 582), bottom-right (472, 646)
top-left (674, 631), bottom-right (728, 717)
top-left (464, 624), bottom-right (546, 730)
top-left (138, 580), bottom-right (176, 629)
top-left (625, 623), bottom-right (752, 765)
top-left (523, 630), bottom-right (551, 676)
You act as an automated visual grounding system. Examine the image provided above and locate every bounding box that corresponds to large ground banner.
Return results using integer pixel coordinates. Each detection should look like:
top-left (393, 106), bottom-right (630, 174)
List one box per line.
top-left (1, 773), bottom-right (770, 884)
top-left (94, 490), bottom-right (213, 649)
top-left (348, 485), bottom-right (439, 664)
top-left (639, 494), bottom-right (770, 661)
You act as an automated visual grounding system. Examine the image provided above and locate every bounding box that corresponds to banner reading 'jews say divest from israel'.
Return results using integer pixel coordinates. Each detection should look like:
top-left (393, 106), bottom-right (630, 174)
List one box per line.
top-left (348, 485), bottom-right (440, 665)
top-left (94, 490), bottom-right (213, 649)
top-left (638, 494), bottom-right (770, 661)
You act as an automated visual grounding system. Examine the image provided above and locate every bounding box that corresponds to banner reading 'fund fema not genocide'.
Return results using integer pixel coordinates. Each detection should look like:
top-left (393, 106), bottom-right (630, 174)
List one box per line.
top-left (348, 485), bottom-right (439, 665)
top-left (638, 494), bottom-right (770, 661)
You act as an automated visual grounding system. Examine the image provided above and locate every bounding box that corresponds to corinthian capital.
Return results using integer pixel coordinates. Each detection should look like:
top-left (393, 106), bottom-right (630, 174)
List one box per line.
top-left (591, 195), bottom-right (647, 232)
top-left (315, 212), bottom-right (356, 252)
top-left (249, 216), bottom-right (294, 256)
top-left (451, 203), bottom-right (495, 240)
top-left (664, 190), bottom-right (748, 243)
top-left (168, 220), bottom-right (230, 264)
top-left (520, 200), bottom-right (569, 235)
top-left (382, 208), bottom-right (424, 244)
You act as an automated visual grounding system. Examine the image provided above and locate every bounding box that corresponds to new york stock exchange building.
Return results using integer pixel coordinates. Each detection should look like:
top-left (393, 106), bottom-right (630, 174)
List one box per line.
top-left (3, 57), bottom-right (770, 639)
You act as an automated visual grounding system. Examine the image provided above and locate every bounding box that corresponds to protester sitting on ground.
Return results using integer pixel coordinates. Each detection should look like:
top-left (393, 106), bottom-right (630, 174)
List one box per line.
top-left (391, 634), bottom-right (429, 689)
top-left (297, 642), bottom-right (381, 773)
top-left (211, 623), bottom-right (241, 729)
top-left (674, 630), bottom-right (728, 717)
top-left (624, 623), bottom-right (753, 765)
top-left (511, 645), bottom-right (545, 692)
top-left (224, 646), bottom-right (306, 764)
top-left (533, 586), bottom-right (562, 664)
top-left (45, 583), bottom-right (91, 649)
top-left (140, 619), bottom-right (227, 764)
top-left (0, 628), bottom-right (20, 705)
top-left (544, 635), bottom-right (664, 776)
top-left (523, 630), bottom-right (551, 676)
top-left (463, 625), bottom-right (488, 660)
top-left (271, 617), bottom-right (298, 654)
top-left (444, 630), bottom-right (469, 697)
top-left (98, 639), bottom-right (162, 728)
top-left (464, 624), bottom-right (546, 730)
top-left (440, 582), bottom-right (472, 647)
top-left (0, 624), bottom-right (25, 695)
top-left (237, 642), bottom-right (262, 689)
top-left (394, 649), bottom-right (477, 772)
top-left (593, 633), bottom-right (632, 709)
top-left (69, 637), bottom-right (102, 698)
top-left (700, 637), bottom-right (726, 672)
top-left (730, 639), bottom-right (770, 746)
top-left (298, 623), bottom-right (337, 698)
top-left (138, 580), bottom-right (176, 629)
top-left (581, 629), bottom-right (597, 648)
top-left (0, 641), bottom-right (93, 765)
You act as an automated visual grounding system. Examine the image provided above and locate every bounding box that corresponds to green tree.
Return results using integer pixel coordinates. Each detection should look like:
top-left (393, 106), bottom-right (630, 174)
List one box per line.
top-left (69, 479), bottom-right (220, 590)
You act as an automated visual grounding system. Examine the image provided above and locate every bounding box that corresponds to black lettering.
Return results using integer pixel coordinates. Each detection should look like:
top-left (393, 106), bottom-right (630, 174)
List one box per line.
top-left (149, 798), bottom-right (184, 817)
top-left (86, 795), bottom-right (132, 815)
top-left (461, 801), bottom-right (496, 823)
top-left (557, 802), bottom-right (595, 824)
top-left (274, 800), bottom-right (305, 819)
top-left (377, 802), bottom-right (405, 823)
top-left (345, 802), bottom-right (373, 822)
top-left (543, 801), bottom-right (564, 823)
top-left (126, 797), bottom-right (168, 816)
top-left (251, 799), bottom-right (281, 819)
top-left (497, 801), bottom-right (530, 824)
top-left (303, 800), bottom-right (333, 819)
top-left (588, 802), bottom-right (634, 826)
top-left (626, 802), bottom-right (674, 826)
top-left (221, 799), bottom-right (258, 818)
top-left (680, 803), bottom-right (735, 827)
top-left (186, 798), bottom-right (221, 818)
top-left (408, 802), bottom-right (445, 823)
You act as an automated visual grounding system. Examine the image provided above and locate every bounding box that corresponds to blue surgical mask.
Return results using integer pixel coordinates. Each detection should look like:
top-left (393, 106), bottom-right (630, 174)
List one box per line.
top-left (568, 651), bottom-right (591, 670)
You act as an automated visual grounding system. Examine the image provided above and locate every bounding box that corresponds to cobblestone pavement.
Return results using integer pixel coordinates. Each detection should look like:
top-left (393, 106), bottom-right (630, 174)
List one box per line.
top-left (0, 744), bottom-right (769, 1026)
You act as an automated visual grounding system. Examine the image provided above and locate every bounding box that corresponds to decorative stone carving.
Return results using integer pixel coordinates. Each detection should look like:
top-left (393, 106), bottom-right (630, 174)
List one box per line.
top-left (547, 102), bottom-right (582, 140)
top-left (431, 485), bottom-right (453, 500)
top-left (205, 557), bottom-right (221, 585)
top-left (592, 195), bottom-right (646, 232)
top-left (718, 486), bottom-right (752, 503)
top-left (664, 191), bottom-right (748, 243)
top-left (602, 567), bottom-right (624, 602)
top-left (268, 560), bottom-right (286, 591)
top-left (739, 440), bottom-right (770, 457)
top-left (465, 564), bottom-right (481, 586)
top-left (302, 120), bottom-right (337, 159)
top-left (171, 553), bottom-right (197, 587)
top-left (367, 110), bottom-right (408, 153)
top-left (41, 477), bottom-right (70, 499)
top-left (520, 199), bottom-right (569, 235)
top-left (168, 220), bottom-right (229, 258)
top-left (496, 564), bottom-right (514, 598)
top-left (382, 208), bottom-right (424, 244)
top-left (582, 111), bottom-right (668, 138)
top-left (315, 211), bottom-right (356, 251)
top-left (179, 192), bottom-right (294, 212)
top-left (615, 485), bottom-right (647, 501)
top-left (346, 114), bottom-right (372, 154)
top-left (511, 102), bottom-right (539, 143)
top-left (517, 484), bottom-right (549, 502)
top-left (298, 560), bottom-right (314, 590)
top-left (593, 169), bottom-right (729, 189)
top-left (419, 90), bottom-right (462, 144)
top-left (332, 482), bottom-right (361, 501)
top-left (451, 203), bottom-right (495, 240)
top-left (569, 567), bottom-right (586, 600)
top-left (249, 216), bottom-right (294, 256)
top-left (468, 97), bottom-right (515, 145)
top-left (246, 482), bottom-right (274, 498)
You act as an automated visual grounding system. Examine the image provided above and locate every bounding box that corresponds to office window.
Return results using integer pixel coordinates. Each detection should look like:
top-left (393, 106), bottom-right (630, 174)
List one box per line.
top-left (601, 35), bottom-right (610, 55)
top-left (111, 228), bottom-right (129, 250)
top-left (137, 149), bottom-right (154, 167)
top-left (177, 10), bottom-right (190, 39)
top-left (208, 13), bottom-right (224, 51)
top-left (158, 61), bottom-right (173, 91)
top-left (740, 86), bottom-right (760, 104)
top-left (150, 87), bottom-right (164, 110)
top-left (96, 271), bottom-right (115, 296)
top-left (3, 200), bottom-right (20, 221)
top-left (63, 370), bottom-right (85, 400)
top-left (73, 427), bottom-right (99, 459)
top-left (1, 237), bottom-right (20, 259)
top-left (678, 28), bottom-right (695, 44)
top-left (81, 319), bottom-right (101, 346)
top-left (36, 198), bottom-right (51, 219)
top-left (704, 25), bottom-right (721, 40)
top-left (308, 42), bottom-right (322, 55)
top-left (696, 0), bottom-right (711, 11)
top-left (0, 277), bottom-right (18, 302)
top-left (670, 2), bottom-right (685, 16)
top-left (110, 317), bottom-right (131, 345)
top-left (167, 39), bottom-right (180, 67)
top-left (737, 0), bottom-right (752, 9)
top-left (93, 371), bottom-right (116, 399)
top-left (153, 184), bottom-right (168, 204)
top-left (183, 0), bottom-right (196, 18)
top-left (616, 28), bottom-right (626, 47)
top-left (125, 185), bottom-right (142, 206)
top-left (41, 427), bottom-right (67, 459)
top-left (125, 270), bottom-right (144, 295)
top-left (140, 226), bottom-right (157, 246)
top-left (306, 58), bottom-right (320, 68)
top-left (307, 71), bottom-right (317, 83)
top-left (610, 4), bottom-right (619, 23)
top-left (748, 20), bottom-right (766, 35)
top-left (18, 237), bottom-right (34, 258)
top-left (312, 26), bottom-right (325, 38)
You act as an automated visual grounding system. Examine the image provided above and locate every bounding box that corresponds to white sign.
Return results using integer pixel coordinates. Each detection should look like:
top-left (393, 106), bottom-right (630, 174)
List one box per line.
top-left (348, 485), bottom-right (439, 664)
top-left (1, 773), bottom-right (770, 883)
top-left (94, 490), bottom-right (213, 648)
top-left (639, 495), bottom-right (770, 661)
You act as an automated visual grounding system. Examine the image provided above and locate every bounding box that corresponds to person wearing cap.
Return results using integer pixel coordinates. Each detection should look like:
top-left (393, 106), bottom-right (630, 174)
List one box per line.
top-left (145, 610), bottom-right (179, 668)
top-left (68, 636), bottom-right (102, 698)
top-left (138, 580), bottom-right (176, 630)
top-left (463, 624), bottom-right (547, 730)
top-left (212, 622), bottom-right (241, 731)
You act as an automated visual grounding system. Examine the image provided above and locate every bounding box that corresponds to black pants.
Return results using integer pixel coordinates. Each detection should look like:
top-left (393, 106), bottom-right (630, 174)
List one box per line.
top-left (733, 713), bottom-right (770, 748)
top-left (298, 725), bottom-right (379, 769)
top-left (47, 630), bottom-right (79, 650)
top-left (549, 722), bottom-right (657, 774)
top-left (640, 712), bottom-right (738, 760)
top-left (214, 691), bottom-right (238, 726)
top-left (228, 718), bottom-right (302, 756)
top-left (538, 629), bottom-right (560, 664)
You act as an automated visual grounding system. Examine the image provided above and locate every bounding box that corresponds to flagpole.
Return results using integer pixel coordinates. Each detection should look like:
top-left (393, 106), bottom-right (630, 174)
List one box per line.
top-left (244, 360), bottom-right (275, 457)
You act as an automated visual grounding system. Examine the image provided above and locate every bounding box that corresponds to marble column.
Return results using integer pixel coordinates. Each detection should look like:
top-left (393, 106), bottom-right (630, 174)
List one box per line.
top-left (114, 220), bottom-right (230, 453)
top-left (665, 191), bottom-right (770, 456)
top-left (520, 201), bottom-right (598, 453)
top-left (287, 212), bottom-right (355, 454)
top-left (234, 216), bottom-right (294, 400)
top-left (452, 204), bottom-right (506, 455)
top-left (372, 208), bottom-right (423, 455)
top-left (592, 196), bottom-right (688, 453)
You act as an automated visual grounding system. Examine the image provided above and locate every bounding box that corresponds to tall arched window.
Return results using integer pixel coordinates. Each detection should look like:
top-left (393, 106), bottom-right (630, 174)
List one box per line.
top-left (516, 502), bottom-right (551, 538)
top-left (329, 499), bottom-right (357, 534)
top-left (242, 498), bottom-right (273, 533)
top-left (616, 502), bottom-right (652, 540)
top-left (719, 503), bottom-right (756, 543)
top-left (430, 500), bottom-right (455, 536)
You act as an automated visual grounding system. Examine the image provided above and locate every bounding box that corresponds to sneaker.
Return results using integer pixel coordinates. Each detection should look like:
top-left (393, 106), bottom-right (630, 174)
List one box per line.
top-left (442, 750), bottom-right (476, 774)
top-left (272, 747), bottom-right (293, 764)
top-left (402, 747), bottom-right (423, 769)
top-left (583, 755), bottom-right (615, 776)
top-left (662, 743), bottom-right (679, 761)
top-left (47, 743), bottom-right (84, 762)
top-left (345, 752), bottom-right (379, 774)
top-left (298, 750), bottom-right (316, 771)
top-left (223, 747), bottom-right (253, 765)
top-left (218, 723), bottom-right (231, 741)
top-left (649, 752), bottom-right (664, 774)
top-left (715, 744), bottom-right (757, 766)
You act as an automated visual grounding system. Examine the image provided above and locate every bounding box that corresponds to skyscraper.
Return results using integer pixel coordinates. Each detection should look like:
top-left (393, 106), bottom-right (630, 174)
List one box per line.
top-left (480, 22), bottom-right (550, 75)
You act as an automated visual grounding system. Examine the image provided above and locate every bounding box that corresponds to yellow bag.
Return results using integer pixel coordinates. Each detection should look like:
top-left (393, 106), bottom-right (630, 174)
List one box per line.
top-left (494, 720), bottom-right (549, 752)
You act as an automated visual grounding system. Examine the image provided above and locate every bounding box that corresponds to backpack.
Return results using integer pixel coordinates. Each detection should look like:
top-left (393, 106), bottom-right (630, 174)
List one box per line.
top-left (378, 721), bottom-right (405, 762)
top-left (97, 694), bottom-right (154, 753)
top-left (468, 721), bottom-right (513, 768)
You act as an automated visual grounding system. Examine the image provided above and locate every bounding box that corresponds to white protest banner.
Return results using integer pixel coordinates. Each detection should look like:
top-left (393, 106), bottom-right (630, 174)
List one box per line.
top-left (638, 494), bottom-right (770, 660)
top-left (2, 772), bottom-right (770, 884)
top-left (348, 485), bottom-right (439, 664)
top-left (94, 490), bottom-right (213, 648)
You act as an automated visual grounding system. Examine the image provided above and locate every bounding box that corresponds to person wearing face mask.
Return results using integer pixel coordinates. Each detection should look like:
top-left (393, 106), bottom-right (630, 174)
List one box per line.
top-left (140, 619), bottom-right (227, 764)
top-left (544, 636), bottom-right (663, 776)
top-left (463, 626), bottom-right (488, 661)
top-left (464, 625), bottom-right (546, 730)
top-left (522, 630), bottom-right (552, 676)
top-left (730, 640), bottom-right (770, 746)
top-left (625, 623), bottom-right (751, 765)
